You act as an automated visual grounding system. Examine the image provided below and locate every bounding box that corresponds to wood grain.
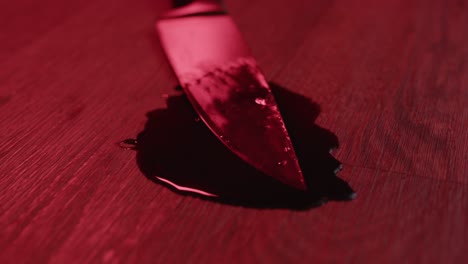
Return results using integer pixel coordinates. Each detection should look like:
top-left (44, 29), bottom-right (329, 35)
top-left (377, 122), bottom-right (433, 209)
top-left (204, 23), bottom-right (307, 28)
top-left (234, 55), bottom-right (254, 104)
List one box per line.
top-left (1, 0), bottom-right (467, 263)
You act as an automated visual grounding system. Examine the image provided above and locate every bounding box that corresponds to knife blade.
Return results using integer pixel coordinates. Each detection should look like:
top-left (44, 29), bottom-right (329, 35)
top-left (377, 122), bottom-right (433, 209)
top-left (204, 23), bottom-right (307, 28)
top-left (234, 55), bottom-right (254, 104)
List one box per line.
top-left (156, 0), bottom-right (307, 190)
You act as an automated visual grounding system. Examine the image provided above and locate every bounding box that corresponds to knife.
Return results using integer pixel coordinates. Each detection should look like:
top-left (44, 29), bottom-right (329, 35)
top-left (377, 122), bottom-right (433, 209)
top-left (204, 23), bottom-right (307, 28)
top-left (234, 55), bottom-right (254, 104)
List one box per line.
top-left (156, 0), bottom-right (307, 190)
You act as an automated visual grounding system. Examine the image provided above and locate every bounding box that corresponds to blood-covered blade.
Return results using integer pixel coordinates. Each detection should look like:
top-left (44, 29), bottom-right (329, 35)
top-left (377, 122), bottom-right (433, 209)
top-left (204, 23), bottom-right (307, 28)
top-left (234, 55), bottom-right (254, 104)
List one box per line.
top-left (156, 1), bottom-right (307, 190)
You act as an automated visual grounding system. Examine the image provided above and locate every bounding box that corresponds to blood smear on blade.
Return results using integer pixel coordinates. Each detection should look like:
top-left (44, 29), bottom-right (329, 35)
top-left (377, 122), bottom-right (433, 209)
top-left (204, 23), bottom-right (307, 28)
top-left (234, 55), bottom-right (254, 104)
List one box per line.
top-left (255, 98), bottom-right (267, 106)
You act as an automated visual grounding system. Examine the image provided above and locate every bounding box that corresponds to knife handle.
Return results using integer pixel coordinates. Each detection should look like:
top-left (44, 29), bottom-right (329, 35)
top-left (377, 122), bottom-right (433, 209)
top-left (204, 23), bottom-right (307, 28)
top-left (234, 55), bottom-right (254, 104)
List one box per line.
top-left (164, 0), bottom-right (225, 19)
top-left (173, 0), bottom-right (221, 6)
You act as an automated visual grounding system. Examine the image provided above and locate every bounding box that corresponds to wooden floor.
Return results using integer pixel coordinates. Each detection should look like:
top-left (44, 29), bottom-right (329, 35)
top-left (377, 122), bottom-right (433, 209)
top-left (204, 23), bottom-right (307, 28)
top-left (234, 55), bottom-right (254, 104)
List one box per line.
top-left (1, 0), bottom-right (467, 263)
